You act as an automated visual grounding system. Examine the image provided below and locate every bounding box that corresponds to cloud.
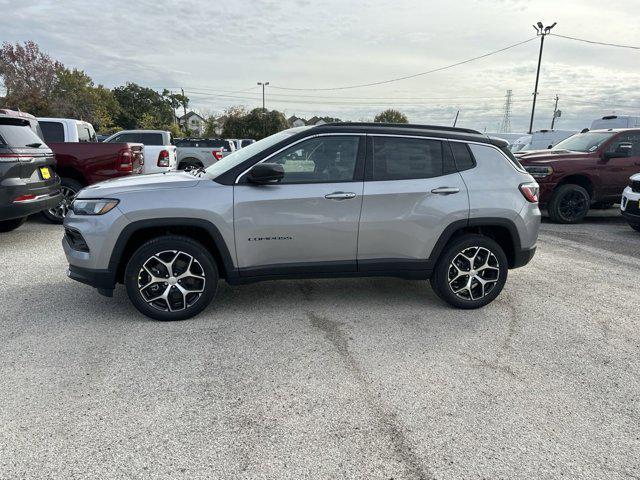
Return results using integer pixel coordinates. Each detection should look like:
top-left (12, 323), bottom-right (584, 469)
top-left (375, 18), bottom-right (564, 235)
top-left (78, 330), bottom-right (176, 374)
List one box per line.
top-left (1, 0), bottom-right (639, 131)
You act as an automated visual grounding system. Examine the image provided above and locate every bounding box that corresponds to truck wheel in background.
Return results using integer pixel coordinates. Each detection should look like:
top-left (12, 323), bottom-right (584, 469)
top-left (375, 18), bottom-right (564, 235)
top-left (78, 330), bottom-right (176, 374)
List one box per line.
top-left (178, 159), bottom-right (203, 171)
top-left (0, 217), bottom-right (27, 232)
top-left (548, 184), bottom-right (590, 224)
top-left (42, 178), bottom-right (84, 224)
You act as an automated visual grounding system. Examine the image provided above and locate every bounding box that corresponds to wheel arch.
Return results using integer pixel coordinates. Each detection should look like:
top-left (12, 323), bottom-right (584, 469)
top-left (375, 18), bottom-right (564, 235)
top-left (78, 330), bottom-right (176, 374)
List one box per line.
top-left (429, 218), bottom-right (522, 269)
top-left (110, 218), bottom-right (236, 284)
top-left (555, 174), bottom-right (595, 200)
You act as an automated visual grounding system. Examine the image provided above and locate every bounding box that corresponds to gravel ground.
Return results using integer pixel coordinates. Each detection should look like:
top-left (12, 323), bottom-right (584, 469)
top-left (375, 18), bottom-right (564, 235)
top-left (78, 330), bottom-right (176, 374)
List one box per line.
top-left (0, 210), bottom-right (639, 480)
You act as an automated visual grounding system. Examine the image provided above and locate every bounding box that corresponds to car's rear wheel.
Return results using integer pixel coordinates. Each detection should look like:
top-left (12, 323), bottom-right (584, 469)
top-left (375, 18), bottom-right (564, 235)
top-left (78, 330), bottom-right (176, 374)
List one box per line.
top-left (430, 234), bottom-right (508, 309)
top-left (124, 235), bottom-right (218, 321)
top-left (0, 217), bottom-right (27, 233)
top-left (42, 178), bottom-right (83, 224)
top-left (548, 184), bottom-right (590, 224)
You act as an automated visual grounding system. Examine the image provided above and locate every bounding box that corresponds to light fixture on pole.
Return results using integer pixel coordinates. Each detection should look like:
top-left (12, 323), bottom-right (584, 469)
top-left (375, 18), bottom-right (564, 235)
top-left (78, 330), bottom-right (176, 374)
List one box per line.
top-left (528, 21), bottom-right (557, 134)
top-left (257, 81), bottom-right (270, 111)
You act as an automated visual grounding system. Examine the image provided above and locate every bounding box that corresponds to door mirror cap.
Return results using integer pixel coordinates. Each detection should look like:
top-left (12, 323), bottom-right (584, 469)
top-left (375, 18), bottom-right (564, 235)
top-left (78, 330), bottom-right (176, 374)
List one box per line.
top-left (603, 142), bottom-right (633, 160)
top-left (246, 162), bottom-right (284, 184)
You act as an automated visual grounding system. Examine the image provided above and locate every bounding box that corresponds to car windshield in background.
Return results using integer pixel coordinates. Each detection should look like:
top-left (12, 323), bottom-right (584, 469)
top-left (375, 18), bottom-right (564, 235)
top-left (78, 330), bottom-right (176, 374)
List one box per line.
top-left (552, 132), bottom-right (614, 152)
top-left (0, 118), bottom-right (46, 148)
top-left (204, 127), bottom-right (310, 178)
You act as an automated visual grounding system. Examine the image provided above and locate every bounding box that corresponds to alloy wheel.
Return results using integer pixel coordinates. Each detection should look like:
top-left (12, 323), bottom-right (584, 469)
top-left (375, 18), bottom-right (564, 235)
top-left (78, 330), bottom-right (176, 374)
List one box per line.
top-left (48, 186), bottom-right (77, 220)
top-left (137, 250), bottom-right (206, 312)
top-left (558, 191), bottom-right (588, 221)
top-left (447, 246), bottom-right (500, 301)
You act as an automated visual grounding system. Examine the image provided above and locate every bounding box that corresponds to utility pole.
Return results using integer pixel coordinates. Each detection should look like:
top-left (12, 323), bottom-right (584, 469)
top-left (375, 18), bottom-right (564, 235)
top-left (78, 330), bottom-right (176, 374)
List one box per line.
top-left (257, 81), bottom-right (269, 138)
top-left (550, 94), bottom-right (560, 129)
top-left (528, 21), bottom-right (557, 134)
top-left (181, 88), bottom-right (188, 133)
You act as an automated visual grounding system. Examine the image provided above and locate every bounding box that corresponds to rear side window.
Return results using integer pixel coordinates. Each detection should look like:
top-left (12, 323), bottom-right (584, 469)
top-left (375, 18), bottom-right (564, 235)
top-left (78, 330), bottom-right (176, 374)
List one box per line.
top-left (40, 121), bottom-right (65, 143)
top-left (449, 142), bottom-right (476, 171)
top-left (0, 118), bottom-right (45, 148)
top-left (77, 124), bottom-right (96, 143)
top-left (134, 133), bottom-right (164, 145)
top-left (370, 137), bottom-right (444, 181)
top-left (468, 143), bottom-right (526, 173)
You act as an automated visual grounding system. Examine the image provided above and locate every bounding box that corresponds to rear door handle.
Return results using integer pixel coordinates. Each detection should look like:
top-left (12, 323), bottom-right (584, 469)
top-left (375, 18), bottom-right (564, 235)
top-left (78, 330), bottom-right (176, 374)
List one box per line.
top-left (325, 191), bottom-right (357, 200)
top-left (431, 187), bottom-right (460, 195)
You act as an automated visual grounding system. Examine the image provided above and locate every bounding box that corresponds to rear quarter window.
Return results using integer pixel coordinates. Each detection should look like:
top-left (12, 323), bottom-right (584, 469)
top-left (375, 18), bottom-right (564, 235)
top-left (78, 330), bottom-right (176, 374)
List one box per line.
top-left (449, 142), bottom-right (476, 171)
top-left (40, 121), bottom-right (65, 143)
top-left (468, 143), bottom-right (526, 173)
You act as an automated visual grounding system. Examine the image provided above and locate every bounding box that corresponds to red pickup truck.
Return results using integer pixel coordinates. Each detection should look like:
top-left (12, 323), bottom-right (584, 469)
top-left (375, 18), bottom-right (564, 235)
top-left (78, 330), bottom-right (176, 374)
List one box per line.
top-left (38, 118), bottom-right (143, 223)
top-left (517, 128), bottom-right (640, 223)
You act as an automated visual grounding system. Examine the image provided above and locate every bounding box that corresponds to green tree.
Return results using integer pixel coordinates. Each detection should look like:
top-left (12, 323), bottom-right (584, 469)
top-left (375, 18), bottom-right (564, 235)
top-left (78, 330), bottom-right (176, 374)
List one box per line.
top-left (112, 83), bottom-right (183, 130)
top-left (374, 109), bottom-right (408, 124)
top-left (0, 41), bottom-right (61, 115)
top-left (222, 107), bottom-right (288, 140)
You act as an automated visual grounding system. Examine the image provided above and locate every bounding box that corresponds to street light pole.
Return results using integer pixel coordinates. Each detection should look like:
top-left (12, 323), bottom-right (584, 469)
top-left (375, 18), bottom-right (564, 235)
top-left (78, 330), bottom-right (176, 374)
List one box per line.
top-left (528, 21), bottom-right (557, 134)
top-left (257, 81), bottom-right (269, 138)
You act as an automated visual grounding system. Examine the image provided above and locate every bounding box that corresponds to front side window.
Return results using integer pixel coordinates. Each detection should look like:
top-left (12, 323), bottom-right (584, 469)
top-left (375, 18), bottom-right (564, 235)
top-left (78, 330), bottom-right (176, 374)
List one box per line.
top-left (267, 136), bottom-right (360, 184)
top-left (606, 133), bottom-right (640, 156)
top-left (371, 137), bottom-right (444, 181)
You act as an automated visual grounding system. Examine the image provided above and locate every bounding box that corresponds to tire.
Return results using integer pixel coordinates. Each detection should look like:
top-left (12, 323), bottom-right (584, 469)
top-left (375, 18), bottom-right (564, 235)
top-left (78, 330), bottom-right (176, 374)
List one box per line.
top-left (630, 224), bottom-right (640, 233)
top-left (124, 235), bottom-right (218, 321)
top-left (430, 234), bottom-right (508, 309)
top-left (0, 217), bottom-right (27, 232)
top-left (547, 184), bottom-right (590, 224)
top-left (178, 159), bottom-right (203, 171)
top-left (42, 178), bottom-right (84, 224)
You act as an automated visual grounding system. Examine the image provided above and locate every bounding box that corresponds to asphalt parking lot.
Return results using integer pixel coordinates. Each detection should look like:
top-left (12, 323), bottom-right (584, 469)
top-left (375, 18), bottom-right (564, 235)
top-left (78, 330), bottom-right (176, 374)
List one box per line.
top-left (1, 210), bottom-right (639, 480)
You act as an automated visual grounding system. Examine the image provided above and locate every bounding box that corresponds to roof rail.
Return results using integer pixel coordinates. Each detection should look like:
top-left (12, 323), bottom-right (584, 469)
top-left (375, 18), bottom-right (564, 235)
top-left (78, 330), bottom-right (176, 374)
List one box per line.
top-left (317, 122), bottom-right (483, 135)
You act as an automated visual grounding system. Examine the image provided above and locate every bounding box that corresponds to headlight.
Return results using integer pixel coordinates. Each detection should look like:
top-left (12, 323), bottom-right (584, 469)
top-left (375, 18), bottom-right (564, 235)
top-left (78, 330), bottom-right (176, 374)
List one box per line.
top-left (71, 199), bottom-right (119, 215)
top-left (524, 165), bottom-right (553, 178)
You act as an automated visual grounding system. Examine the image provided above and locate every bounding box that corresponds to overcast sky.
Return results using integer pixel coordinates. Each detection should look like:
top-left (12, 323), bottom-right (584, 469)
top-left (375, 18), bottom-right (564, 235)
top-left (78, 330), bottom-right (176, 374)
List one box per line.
top-left (2, 0), bottom-right (639, 132)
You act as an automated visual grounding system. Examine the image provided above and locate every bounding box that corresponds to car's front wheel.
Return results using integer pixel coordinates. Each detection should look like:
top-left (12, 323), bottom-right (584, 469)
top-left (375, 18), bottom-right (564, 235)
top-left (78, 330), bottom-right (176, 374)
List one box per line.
top-left (124, 235), bottom-right (218, 321)
top-left (430, 234), bottom-right (508, 309)
top-left (548, 184), bottom-right (590, 223)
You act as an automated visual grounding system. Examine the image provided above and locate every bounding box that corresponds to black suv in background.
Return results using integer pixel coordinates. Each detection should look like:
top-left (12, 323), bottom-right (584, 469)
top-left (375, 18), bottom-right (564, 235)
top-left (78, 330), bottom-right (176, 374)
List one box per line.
top-left (0, 109), bottom-right (61, 232)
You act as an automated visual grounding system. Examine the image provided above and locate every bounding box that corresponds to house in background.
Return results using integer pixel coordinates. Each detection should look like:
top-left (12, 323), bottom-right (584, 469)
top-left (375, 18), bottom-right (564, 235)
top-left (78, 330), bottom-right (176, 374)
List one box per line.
top-left (179, 111), bottom-right (207, 136)
top-left (287, 115), bottom-right (307, 128)
top-left (306, 116), bottom-right (342, 126)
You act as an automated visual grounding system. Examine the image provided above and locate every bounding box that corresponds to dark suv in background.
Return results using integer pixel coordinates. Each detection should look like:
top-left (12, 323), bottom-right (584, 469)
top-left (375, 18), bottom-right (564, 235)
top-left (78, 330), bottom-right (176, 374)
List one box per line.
top-left (0, 109), bottom-right (60, 232)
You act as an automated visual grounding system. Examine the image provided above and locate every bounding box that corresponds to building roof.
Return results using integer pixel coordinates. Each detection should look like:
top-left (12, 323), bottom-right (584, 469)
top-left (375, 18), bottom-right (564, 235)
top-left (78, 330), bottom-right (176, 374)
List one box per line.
top-left (179, 111), bottom-right (206, 122)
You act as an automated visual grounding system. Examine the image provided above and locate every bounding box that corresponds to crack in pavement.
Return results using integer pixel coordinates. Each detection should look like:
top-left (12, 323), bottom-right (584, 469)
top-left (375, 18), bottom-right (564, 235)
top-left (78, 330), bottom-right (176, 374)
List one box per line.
top-left (307, 311), bottom-right (434, 480)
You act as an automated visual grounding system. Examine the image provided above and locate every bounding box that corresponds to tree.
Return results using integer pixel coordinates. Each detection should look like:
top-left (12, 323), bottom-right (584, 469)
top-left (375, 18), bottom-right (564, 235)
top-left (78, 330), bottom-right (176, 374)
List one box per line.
top-left (374, 109), bottom-right (408, 124)
top-left (222, 107), bottom-right (288, 140)
top-left (112, 83), bottom-right (183, 130)
top-left (0, 41), bottom-right (61, 115)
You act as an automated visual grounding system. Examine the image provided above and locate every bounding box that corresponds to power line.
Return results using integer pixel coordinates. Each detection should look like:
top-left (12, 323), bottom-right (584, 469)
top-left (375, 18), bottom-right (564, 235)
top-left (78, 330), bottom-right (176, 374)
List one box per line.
top-left (270, 37), bottom-right (538, 91)
top-left (551, 33), bottom-right (640, 50)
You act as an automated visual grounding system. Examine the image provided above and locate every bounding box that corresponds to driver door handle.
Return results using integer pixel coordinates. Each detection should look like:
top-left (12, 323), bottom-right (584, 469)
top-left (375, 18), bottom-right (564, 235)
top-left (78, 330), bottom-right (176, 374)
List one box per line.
top-left (431, 187), bottom-right (460, 195)
top-left (325, 191), bottom-right (357, 200)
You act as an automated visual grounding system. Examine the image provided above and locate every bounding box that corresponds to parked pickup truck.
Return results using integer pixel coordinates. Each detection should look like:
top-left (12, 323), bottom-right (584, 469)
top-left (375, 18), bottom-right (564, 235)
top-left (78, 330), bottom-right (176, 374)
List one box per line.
top-left (104, 130), bottom-right (177, 174)
top-left (38, 117), bottom-right (144, 223)
top-left (175, 138), bottom-right (235, 169)
top-left (518, 128), bottom-right (640, 223)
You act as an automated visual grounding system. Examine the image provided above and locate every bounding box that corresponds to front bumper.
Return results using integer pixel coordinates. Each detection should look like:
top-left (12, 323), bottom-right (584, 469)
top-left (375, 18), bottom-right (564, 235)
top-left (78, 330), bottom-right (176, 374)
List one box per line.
top-left (513, 246), bottom-right (537, 268)
top-left (621, 187), bottom-right (640, 225)
top-left (67, 264), bottom-right (116, 296)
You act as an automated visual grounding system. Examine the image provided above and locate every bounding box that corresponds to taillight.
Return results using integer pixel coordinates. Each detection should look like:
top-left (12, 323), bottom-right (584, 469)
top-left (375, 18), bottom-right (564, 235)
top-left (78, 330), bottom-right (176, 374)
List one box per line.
top-left (158, 149), bottom-right (170, 167)
top-left (519, 182), bottom-right (540, 203)
top-left (0, 154), bottom-right (22, 163)
top-left (213, 150), bottom-right (223, 161)
top-left (116, 149), bottom-right (133, 172)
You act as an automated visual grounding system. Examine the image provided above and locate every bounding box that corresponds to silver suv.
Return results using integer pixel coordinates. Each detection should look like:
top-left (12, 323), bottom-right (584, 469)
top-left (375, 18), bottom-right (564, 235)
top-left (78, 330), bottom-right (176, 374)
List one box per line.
top-left (63, 123), bottom-right (541, 321)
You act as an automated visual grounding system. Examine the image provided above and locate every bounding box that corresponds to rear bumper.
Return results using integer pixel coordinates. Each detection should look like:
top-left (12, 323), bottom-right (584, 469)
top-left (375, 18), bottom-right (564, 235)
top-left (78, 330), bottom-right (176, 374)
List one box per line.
top-left (512, 246), bottom-right (537, 268)
top-left (0, 190), bottom-right (61, 221)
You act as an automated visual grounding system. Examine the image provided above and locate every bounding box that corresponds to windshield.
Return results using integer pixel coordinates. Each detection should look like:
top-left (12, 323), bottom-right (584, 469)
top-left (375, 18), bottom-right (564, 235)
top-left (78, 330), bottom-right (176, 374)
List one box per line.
top-left (552, 132), bottom-right (614, 152)
top-left (204, 127), bottom-right (310, 177)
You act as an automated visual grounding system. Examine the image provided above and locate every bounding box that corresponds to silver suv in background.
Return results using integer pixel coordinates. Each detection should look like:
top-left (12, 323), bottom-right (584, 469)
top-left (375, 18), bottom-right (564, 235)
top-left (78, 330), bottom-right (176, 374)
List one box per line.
top-left (174, 138), bottom-right (235, 170)
top-left (62, 123), bottom-right (541, 321)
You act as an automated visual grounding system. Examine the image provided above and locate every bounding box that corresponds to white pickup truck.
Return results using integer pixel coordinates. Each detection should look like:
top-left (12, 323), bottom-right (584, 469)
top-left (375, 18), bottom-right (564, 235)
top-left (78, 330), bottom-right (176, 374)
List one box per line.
top-left (38, 117), bottom-right (97, 143)
top-left (104, 130), bottom-right (177, 174)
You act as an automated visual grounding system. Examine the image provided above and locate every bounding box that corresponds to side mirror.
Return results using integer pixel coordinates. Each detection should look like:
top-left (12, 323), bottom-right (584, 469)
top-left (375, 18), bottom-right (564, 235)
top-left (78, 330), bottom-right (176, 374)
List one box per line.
top-left (246, 162), bottom-right (284, 184)
top-left (603, 142), bottom-right (633, 160)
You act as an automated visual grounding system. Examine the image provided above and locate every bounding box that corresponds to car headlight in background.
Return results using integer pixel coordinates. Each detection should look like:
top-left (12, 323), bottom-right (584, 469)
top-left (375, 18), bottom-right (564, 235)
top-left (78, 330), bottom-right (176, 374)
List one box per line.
top-left (524, 165), bottom-right (554, 178)
top-left (71, 199), bottom-right (119, 215)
